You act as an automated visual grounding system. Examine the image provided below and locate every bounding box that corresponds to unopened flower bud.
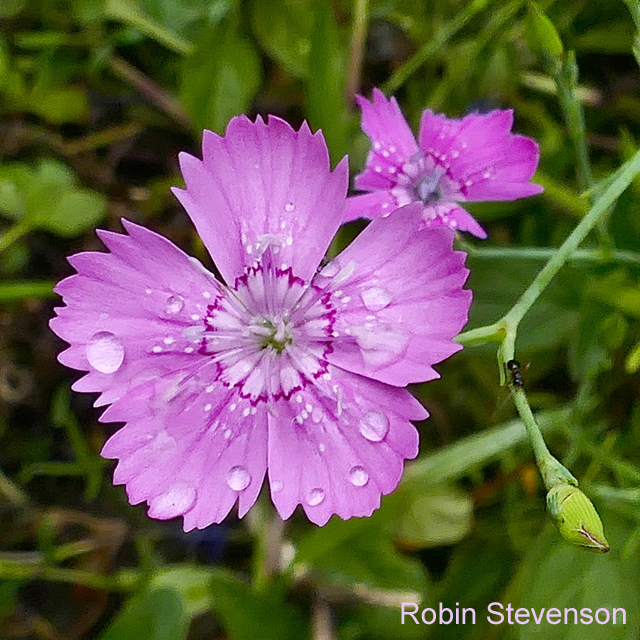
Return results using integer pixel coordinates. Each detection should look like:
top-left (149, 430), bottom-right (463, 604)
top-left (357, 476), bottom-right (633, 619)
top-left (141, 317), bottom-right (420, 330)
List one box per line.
top-left (547, 484), bottom-right (609, 553)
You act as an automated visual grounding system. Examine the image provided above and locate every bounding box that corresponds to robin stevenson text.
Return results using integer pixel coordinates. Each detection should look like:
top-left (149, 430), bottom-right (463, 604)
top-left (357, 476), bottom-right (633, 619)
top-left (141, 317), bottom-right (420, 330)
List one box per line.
top-left (401, 603), bottom-right (627, 626)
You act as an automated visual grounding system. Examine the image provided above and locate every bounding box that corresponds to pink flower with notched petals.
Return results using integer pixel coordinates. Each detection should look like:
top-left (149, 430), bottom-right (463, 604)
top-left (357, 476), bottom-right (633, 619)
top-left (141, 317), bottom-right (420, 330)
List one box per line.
top-left (346, 88), bottom-right (544, 239)
top-left (50, 116), bottom-right (472, 529)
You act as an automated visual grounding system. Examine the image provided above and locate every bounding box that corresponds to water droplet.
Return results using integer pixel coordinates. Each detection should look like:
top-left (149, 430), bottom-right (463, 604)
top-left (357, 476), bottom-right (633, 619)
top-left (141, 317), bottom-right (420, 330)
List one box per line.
top-left (148, 482), bottom-right (196, 519)
top-left (361, 287), bottom-right (392, 311)
top-left (165, 295), bottom-right (184, 315)
top-left (284, 202), bottom-right (295, 212)
top-left (272, 480), bottom-right (283, 493)
top-left (86, 332), bottom-right (124, 374)
top-left (306, 488), bottom-right (325, 506)
top-left (227, 466), bottom-right (251, 491)
top-left (349, 466), bottom-right (369, 486)
top-left (358, 410), bottom-right (389, 442)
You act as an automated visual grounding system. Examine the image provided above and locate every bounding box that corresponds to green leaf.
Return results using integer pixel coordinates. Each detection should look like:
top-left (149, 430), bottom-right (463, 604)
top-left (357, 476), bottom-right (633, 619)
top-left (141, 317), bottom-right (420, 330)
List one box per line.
top-left (305, 0), bottom-right (349, 163)
top-left (465, 254), bottom-right (582, 354)
top-left (250, 0), bottom-right (314, 78)
top-left (210, 568), bottom-right (307, 640)
top-left (526, 2), bottom-right (564, 64)
top-left (29, 86), bottom-right (90, 125)
top-left (98, 588), bottom-right (187, 640)
top-left (391, 485), bottom-right (474, 549)
top-left (105, 0), bottom-right (196, 54)
top-left (0, 159), bottom-right (107, 237)
top-left (516, 518), bottom-right (640, 640)
top-left (180, 21), bottom-right (261, 133)
top-left (295, 513), bottom-right (428, 593)
top-left (40, 189), bottom-right (108, 237)
top-left (0, 0), bottom-right (25, 18)
top-left (152, 567), bottom-right (214, 618)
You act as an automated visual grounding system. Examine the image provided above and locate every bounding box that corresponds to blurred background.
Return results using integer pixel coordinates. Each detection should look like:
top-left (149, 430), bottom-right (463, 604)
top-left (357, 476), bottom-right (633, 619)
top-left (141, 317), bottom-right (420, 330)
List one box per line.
top-left (2, 0), bottom-right (640, 638)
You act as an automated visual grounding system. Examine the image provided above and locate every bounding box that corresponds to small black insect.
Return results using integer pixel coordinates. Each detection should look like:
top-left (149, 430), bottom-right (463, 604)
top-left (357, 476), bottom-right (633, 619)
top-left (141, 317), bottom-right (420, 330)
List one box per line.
top-left (506, 359), bottom-right (525, 388)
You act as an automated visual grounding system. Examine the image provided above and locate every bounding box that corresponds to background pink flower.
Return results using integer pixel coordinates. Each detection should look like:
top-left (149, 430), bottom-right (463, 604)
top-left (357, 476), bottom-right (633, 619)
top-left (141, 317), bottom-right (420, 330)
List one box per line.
top-left (50, 116), bottom-right (472, 529)
top-left (346, 88), bottom-right (544, 238)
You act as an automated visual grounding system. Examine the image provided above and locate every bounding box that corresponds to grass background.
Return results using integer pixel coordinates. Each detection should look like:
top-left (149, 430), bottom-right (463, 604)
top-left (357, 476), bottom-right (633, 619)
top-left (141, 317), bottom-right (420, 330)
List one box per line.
top-left (2, 0), bottom-right (640, 638)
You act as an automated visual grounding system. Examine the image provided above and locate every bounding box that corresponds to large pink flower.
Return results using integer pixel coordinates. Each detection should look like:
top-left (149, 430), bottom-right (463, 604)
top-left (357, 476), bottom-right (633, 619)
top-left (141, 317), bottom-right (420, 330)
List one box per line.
top-left (50, 116), bottom-right (472, 528)
top-left (346, 88), bottom-right (544, 238)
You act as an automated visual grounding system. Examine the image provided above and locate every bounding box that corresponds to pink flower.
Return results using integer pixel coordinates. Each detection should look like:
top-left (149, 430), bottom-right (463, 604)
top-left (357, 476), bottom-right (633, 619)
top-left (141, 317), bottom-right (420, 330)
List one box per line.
top-left (346, 88), bottom-right (544, 239)
top-left (50, 116), bottom-right (472, 529)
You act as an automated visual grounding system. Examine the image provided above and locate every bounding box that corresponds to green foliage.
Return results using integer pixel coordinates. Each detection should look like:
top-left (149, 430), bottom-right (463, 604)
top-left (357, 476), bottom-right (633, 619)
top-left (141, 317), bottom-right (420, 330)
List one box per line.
top-left (209, 569), bottom-right (308, 640)
top-left (0, 159), bottom-right (107, 237)
top-left (98, 588), bottom-right (188, 640)
top-left (180, 20), bottom-right (261, 134)
top-left (2, 0), bottom-right (640, 639)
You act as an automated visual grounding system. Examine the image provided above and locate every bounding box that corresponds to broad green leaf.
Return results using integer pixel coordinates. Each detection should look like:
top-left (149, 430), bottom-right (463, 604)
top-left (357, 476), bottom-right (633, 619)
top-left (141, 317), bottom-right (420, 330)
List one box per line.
top-left (295, 513), bottom-right (428, 593)
top-left (106, 0), bottom-right (195, 54)
top-left (180, 21), bottom-right (261, 133)
top-left (152, 566), bottom-right (214, 618)
top-left (516, 518), bottom-right (640, 640)
top-left (526, 2), bottom-right (564, 63)
top-left (0, 160), bottom-right (107, 236)
top-left (210, 568), bottom-right (307, 640)
top-left (98, 587), bottom-right (186, 640)
top-left (391, 485), bottom-right (474, 549)
top-left (29, 86), bottom-right (90, 125)
top-left (305, 0), bottom-right (350, 163)
top-left (250, 0), bottom-right (314, 78)
top-left (41, 189), bottom-right (107, 237)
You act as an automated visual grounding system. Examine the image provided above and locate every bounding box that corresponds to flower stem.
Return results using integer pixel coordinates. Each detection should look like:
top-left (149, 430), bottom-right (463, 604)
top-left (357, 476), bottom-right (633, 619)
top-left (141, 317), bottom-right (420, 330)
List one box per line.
top-left (510, 387), bottom-right (576, 490)
top-left (0, 220), bottom-right (32, 254)
top-left (383, 0), bottom-right (492, 93)
top-left (346, 0), bottom-right (369, 106)
top-left (503, 148), bottom-right (640, 333)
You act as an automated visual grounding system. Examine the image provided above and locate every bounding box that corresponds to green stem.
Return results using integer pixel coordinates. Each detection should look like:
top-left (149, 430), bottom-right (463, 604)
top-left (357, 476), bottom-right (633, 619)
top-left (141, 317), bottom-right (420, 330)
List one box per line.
top-left (503, 148), bottom-right (640, 332)
top-left (346, 0), bottom-right (369, 106)
top-left (552, 51), bottom-right (611, 248)
top-left (465, 246), bottom-right (640, 266)
top-left (0, 554), bottom-right (138, 591)
top-left (382, 0), bottom-right (492, 93)
top-left (0, 220), bottom-right (31, 254)
top-left (455, 322), bottom-right (505, 347)
top-left (510, 387), bottom-right (576, 490)
top-left (0, 281), bottom-right (56, 300)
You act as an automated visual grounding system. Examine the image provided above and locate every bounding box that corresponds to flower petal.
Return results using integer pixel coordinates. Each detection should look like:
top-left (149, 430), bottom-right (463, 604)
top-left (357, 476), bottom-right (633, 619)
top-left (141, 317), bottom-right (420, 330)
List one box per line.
top-left (317, 204), bottom-right (471, 386)
top-left (100, 364), bottom-right (268, 530)
top-left (344, 191), bottom-right (399, 222)
top-left (422, 202), bottom-right (488, 239)
top-left (418, 109), bottom-right (542, 202)
top-left (267, 365), bottom-right (423, 525)
top-left (173, 116), bottom-right (348, 285)
top-left (353, 89), bottom-right (419, 195)
top-left (50, 220), bottom-right (223, 406)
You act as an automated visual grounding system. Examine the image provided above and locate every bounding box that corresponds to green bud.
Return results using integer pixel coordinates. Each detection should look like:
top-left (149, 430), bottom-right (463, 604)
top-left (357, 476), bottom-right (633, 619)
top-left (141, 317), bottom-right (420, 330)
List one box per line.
top-left (547, 484), bottom-right (610, 553)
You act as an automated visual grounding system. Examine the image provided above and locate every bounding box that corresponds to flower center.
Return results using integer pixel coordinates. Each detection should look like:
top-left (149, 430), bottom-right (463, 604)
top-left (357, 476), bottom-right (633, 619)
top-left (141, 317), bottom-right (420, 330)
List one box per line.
top-left (411, 170), bottom-right (444, 203)
top-left (259, 315), bottom-right (293, 353)
top-left (198, 262), bottom-right (335, 402)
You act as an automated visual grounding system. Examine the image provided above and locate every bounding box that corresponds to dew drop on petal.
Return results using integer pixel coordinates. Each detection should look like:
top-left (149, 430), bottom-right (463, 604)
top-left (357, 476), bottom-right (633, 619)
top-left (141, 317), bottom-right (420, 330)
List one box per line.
top-left (284, 202), bottom-right (295, 212)
top-left (148, 482), bottom-right (196, 519)
top-left (359, 410), bottom-right (389, 442)
top-left (272, 480), bottom-right (283, 493)
top-left (227, 466), bottom-right (251, 491)
top-left (165, 295), bottom-right (184, 315)
top-left (349, 466), bottom-right (369, 487)
top-left (361, 287), bottom-right (392, 311)
top-left (86, 332), bottom-right (124, 374)
top-left (306, 488), bottom-right (325, 506)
